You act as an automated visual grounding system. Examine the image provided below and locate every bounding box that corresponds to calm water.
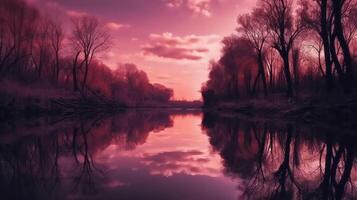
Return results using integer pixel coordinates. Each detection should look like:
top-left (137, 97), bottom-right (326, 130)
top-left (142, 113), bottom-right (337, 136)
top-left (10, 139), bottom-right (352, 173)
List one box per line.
top-left (0, 110), bottom-right (356, 200)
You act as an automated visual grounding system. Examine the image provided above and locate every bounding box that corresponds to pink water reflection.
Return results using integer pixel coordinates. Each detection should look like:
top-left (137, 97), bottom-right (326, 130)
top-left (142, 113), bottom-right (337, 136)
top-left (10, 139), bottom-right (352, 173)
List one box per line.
top-left (97, 114), bottom-right (224, 177)
top-left (2, 111), bottom-right (357, 200)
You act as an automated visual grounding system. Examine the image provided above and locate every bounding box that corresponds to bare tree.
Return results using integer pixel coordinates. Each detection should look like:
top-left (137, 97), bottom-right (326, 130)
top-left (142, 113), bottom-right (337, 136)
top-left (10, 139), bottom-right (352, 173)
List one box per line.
top-left (265, 48), bottom-right (278, 90)
top-left (300, 0), bottom-right (357, 92)
top-left (31, 19), bottom-right (51, 78)
top-left (49, 21), bottom-right (64, 83)
top-left (262, 0), bottom-right (303, 98)
top-left (292, 48), bottom-right (300, 90)
top-left (71, 16), bottom-right (110, 93)
top-left (0, 0), bottom-right (39, 74)
top-left (331, 0), bottom-right (355, 92)
top-left (238, 8), bottom-right (269, 98)
top-left (72, 49), bottom-right (82, 91)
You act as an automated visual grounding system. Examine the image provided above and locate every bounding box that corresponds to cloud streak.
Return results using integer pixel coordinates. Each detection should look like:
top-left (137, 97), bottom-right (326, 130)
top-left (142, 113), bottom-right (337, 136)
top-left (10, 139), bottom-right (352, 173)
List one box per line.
top-left (141, 32), bottom-right (218, 61)
top-left (106, 22), bottom-right (131, 30)
top-left (165, 0), bottom-right (212, 16)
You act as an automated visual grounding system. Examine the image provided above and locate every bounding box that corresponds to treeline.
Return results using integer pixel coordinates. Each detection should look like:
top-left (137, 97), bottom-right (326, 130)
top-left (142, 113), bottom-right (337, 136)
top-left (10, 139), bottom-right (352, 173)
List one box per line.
top-left (0, 0), bottom-right (173, 106)
top-left (202, 0), bottom-right (357, 106)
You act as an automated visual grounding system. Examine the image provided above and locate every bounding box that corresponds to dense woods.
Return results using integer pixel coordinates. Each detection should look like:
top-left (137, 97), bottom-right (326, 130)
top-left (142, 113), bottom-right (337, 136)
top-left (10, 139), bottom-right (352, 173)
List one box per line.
top-left (0, 0), bottom-right (173, 108)
top-left (202, 0), bottom-right (357, 106)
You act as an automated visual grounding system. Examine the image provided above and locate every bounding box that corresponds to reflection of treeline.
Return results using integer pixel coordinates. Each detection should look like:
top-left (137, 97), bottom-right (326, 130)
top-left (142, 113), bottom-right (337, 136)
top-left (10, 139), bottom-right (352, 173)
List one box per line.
top-left (0, 0), bottom-right (173, 107)
top-left (202, 0), bottom-right (357, 106)
top-left (0, 111), bottom-right (173, 199)
top-left (202, 113), bottom-right (357, 200)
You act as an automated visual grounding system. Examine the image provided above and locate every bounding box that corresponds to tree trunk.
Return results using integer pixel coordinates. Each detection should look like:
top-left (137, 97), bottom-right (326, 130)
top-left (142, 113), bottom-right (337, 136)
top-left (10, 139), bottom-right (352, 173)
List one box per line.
top-left (252, 71), bottom-right (261, 96)
top-left (258, 51), bottom-right (268, 98)
top-left (282, 52), bottom-right (293, 98)
top-left (55, 51), bottom-right (60, 83)
top-left (72, 51), bottom-right (80, 91)
top-left (292, 49), bottom-right (300, 92)
top-left (321, 0), bottom-right (334, 91)
top-left (332, 0), bottom-right (354, 93)
top-left (330, 33), bottom-right (345, 83)
top-left (82, 59), bottom-right (89, 92)
top-left (269, 65), bottom-right (274, 90)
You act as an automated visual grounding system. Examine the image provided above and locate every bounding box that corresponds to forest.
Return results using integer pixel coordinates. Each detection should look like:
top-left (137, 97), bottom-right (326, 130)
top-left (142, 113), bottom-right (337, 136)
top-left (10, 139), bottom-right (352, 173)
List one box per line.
top-left (202, 0), bottom-right (357, 107)
top-left (0, 0), bottom-right (174, 113)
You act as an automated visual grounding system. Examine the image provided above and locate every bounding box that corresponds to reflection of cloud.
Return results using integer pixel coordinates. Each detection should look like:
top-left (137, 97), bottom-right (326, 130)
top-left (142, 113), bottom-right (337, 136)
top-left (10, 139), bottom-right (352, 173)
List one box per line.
top-left (141, 32), bottom-right (219, 61)
top-left (106, 180), bottom-right (129, 188)
top-left (142, 150), bottom-right (220, 177)
top-left (144, 150), bottom-right (203, 162)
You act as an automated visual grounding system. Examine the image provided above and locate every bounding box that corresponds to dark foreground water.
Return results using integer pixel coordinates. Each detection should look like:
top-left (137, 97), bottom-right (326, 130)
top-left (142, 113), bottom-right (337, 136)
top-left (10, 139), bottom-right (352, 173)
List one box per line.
top-left (0, 110), bottom-right (356, 200)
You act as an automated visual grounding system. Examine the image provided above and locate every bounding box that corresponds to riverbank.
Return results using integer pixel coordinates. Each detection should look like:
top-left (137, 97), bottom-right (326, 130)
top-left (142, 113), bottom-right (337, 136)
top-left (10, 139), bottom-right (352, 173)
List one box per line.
top-left (204, 93), bottom-right (357, 130)
top-left (0, 79), bottom-right (202, 120)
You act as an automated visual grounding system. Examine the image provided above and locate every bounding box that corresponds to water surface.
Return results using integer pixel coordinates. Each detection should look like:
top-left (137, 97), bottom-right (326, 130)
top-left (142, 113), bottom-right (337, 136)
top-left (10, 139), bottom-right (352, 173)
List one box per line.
top-left (0, 110), bottom-right (356, 200)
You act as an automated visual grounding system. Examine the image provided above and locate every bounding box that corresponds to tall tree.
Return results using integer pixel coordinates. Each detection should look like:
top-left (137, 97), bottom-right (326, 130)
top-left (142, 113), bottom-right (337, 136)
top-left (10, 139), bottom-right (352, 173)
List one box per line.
top-left (300, 0), bottom-right (343, 91)
top-left (301, 0), bottom-right (357, 91)
top-left (49, 21), bottom-right (64, 83)
top-left (0, 0), bottom-right (39, 74)
top-left (262, 0), bottom-right (303, 97)
top-left (292, 48), bottom-right (300, 90)
top-left (238, 8), bottom-right (269, 98)
top-left (265, 48), bottom-right (278, 90)
top-left (71, 16), bottom-right (110, 92)
top-left (331, 0), bottom-right (355, 92)
top-left (31, 19), bottom-right (51, 78)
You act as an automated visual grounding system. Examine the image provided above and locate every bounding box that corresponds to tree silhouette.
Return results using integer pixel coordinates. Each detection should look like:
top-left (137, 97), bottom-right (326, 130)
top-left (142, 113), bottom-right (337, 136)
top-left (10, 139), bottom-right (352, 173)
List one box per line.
top-left (238, 8), bottom-right (269, 97)
top-left (261, 0), bottom-right (303, 98)
top-left (71, 16), bottom-right (110, 93)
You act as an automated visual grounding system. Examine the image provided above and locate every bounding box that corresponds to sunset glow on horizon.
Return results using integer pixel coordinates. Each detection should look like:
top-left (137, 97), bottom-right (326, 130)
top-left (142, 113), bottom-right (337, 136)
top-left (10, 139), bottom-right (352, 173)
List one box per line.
top-left (26, 0), bottom-right (257, 100)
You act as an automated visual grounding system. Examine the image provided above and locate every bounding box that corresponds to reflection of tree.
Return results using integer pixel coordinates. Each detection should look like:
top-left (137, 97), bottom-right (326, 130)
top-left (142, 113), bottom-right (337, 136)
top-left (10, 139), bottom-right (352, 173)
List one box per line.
top-left (71, 119), bottom-right (102, 196)
top-left (0, 110), bottom-right (174, 199)
top-left (269, 125), bottom-right (300, 200)
top-left (202, 112), bottom-right (357, 200)
top-left (305, 135), bottom-right (356, 200)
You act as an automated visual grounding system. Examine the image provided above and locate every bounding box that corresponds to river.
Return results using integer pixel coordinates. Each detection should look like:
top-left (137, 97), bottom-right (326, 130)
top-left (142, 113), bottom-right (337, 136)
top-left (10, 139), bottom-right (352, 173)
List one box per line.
top-left (0, 110), bottom-right (356, 200)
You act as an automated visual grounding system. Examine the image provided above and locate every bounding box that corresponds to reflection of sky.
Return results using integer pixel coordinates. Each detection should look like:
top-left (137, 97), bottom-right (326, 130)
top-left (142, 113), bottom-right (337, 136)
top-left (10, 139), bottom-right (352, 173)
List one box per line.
top-left (91, 114), bottom-right (239, 200)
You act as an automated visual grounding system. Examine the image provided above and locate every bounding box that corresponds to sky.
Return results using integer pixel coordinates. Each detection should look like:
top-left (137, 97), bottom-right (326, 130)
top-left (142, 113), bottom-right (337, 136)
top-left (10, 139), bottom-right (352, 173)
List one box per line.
top-left (27, 0), bottom-right (257, 100)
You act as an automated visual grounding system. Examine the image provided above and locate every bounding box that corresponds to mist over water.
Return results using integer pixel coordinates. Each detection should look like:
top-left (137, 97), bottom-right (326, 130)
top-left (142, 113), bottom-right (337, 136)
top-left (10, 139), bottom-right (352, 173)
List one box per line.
top-left (1, 111), bottom-right (356, 200)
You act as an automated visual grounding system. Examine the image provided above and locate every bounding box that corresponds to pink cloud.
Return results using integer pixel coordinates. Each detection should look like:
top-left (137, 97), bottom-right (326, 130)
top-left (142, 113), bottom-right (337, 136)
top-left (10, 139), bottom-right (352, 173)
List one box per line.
top-left (142, 45), bottom-right (203, 60)
top-left (66, 9), bottom-right (87, 17)
top-left (187, 0), bottom-right (211, 16)
top-left (106, 22), bottom-right (130, 30)
top-left (141, 32), bottom-right (218, 61)
top-left (165, 0), bottom-right (183, 8)
top-left (164, 0), bottom-right (212, 17)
